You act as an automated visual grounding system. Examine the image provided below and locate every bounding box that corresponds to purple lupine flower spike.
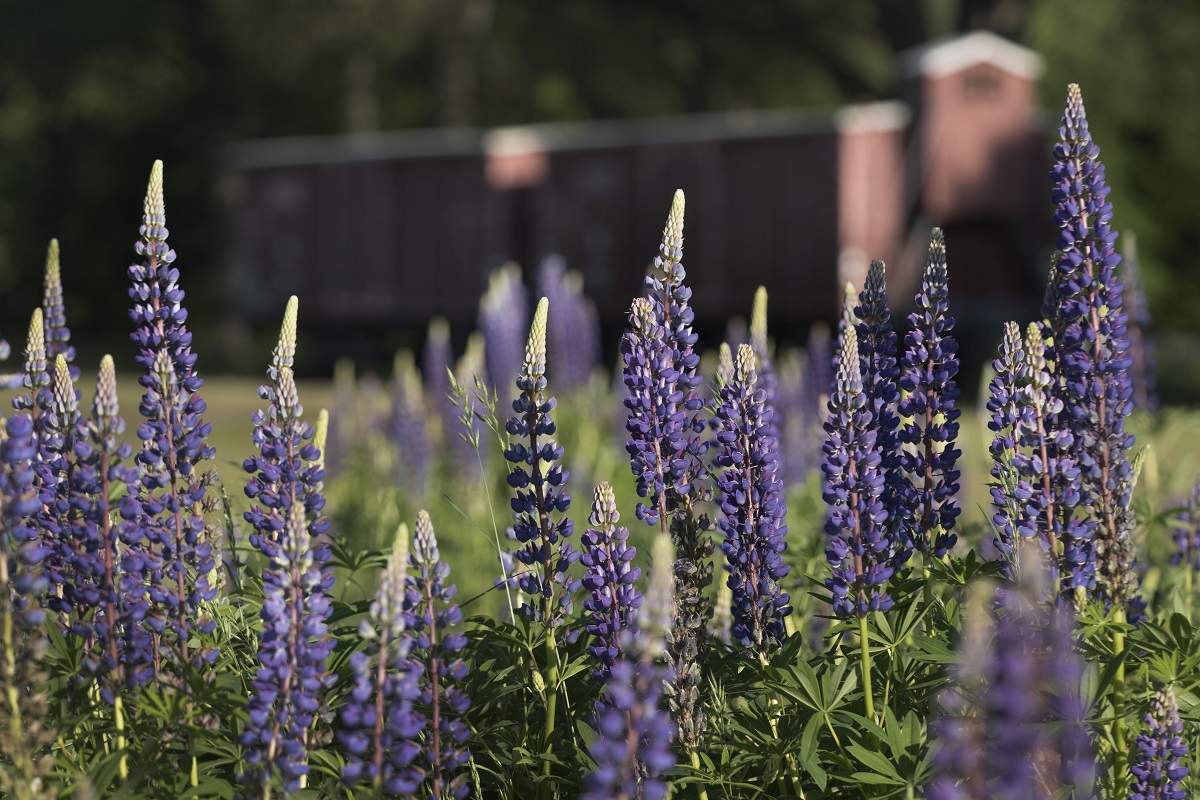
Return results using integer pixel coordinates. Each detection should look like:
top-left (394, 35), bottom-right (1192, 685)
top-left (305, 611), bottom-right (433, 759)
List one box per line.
top-left (244, 297), bottom-right (330, 556)
top-left (341, 523), bottom-right (426, 794)
top-left (582, 534), bottom-right (676, 800)
top-left (714, 344), bottom-right (791, 655)
top-left (855, 261), bottom-right (901, 530)
top-left (504, 298), bottom-right (579, 628)
top-left (986, 322), bottom-right (1026, 571)
top-left (406, 510), bottom-right (471, 800)
top-left (45, 355), bottom-right (82, 619)
top-left (1173, 476), bottom-right (1200, 572)
top-left (42, 239), bottom-right (78, 382)
top-left (538, 255), bottom-right (600, 394)
top-left (389, 350), bottom-right (431, 501)
top-left (580, 481), bottom-right (643, 682)
top-left (928, 548), bottom-right (1096, 799)
top-left (1130, 686), bottom-right (1189, 800)
top-left (1122, 233), bottom-right (1157, 414)
top-left (71, 356), bottom-right (139, 698)
top-left (822, 325), bottom-right (904, 617)
top-left (1, 413), bottom-right (49, 626)
top-left (479, 263), bottom-right (530, 402)
top-left (126, 160), bottom-right (218, 671)
top-left (1049, 84), bottom-right (1138, 607)
top-left (897, 229), bottom-right (961, 560)
top-left (240, 502), bottom-right (335, 794)
top-left (14, 309), bottom-right (51, 445)
top-left (423, 317), bottom-right (456, 444)
top-left (622, 190), bottom-right (712, 755)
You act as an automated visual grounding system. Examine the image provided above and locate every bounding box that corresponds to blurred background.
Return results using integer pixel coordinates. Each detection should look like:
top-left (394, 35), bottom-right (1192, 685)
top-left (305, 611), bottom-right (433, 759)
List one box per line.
top-left (0, 0), bottom-right (1196, 396)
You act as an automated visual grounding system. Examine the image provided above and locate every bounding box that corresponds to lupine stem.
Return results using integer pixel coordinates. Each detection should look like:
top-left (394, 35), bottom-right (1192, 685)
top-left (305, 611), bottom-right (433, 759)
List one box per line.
top-left (689, 750), bottom-right (710, 800)
top-left (859, 614), bottom-right (875, 724)
top-left (1111, 608), bottom-right (1128, 794)
top-left (542, 628), bottom-right (559, 792)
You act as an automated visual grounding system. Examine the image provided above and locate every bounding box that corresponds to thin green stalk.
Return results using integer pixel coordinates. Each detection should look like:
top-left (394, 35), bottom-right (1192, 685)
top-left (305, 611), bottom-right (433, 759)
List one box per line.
top-left (689, 750), bottom-right (711, 800)
top-left (858, 614), bottom-right (875, 724)
top-left (114, 695), bottom-right (128, 780)
top-left (757, 652), bottom-right (802, 797)
top-left (1111, 609), bottom-right (1128, 794)
top-left (541, 628), bottom-right (559, 798)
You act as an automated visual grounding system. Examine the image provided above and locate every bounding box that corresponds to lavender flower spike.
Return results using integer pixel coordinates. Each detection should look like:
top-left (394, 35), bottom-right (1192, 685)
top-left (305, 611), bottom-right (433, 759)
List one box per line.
top-left (823, 325), bottom-right (903, 616)
top-left (504, 297), bottom-right (579, 628)
top-left (406, 510), bottom-right (471, 800)
top-left (240, 502), bottom-right (335, 794)
top-left (389, 349), bottom-right (431, 501)
top-left (423, 316), bottom-right (455, 444)
top-left (1173, 475), bottom-right (1200, 573)
top-left (582, 533), bottom-right (676, 800)
top-left (1049, 84), bottom-right (1137, 608)
top-left (341, 523), bottom-right (425, 794)
top-left (855, 261), bottom-right (901, 528)
top-left (479, 263), bottom-right (530, 401)
top-left (986, 322), bottom-right (1026, 570)
top-left (750, 286), bottom-right (780, 445)
top-left (127, 160), bottom-right (218, 670)
top-left (1129, 686), bottom-right (1188, 800)
top-left (580, 482), bottom-right (643, 682)
top-left (42, 239), bottom-right (78, 382)
top-left (714, 344), bottom-right (791, 654)
top-left (897, 228), bottom-right (961, 560)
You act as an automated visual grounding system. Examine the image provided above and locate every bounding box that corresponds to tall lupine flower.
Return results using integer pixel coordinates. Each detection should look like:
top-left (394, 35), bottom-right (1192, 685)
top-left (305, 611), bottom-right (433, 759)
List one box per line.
top-left (621, 190), bottom-right (712, 754)
top-left (855, 261), bottom-right (901, 525)
top-left (1129, 686), bottom-right (1189, 800)
top-left (0, 412), bottom-right (55, 800)
top-left (341, 524), bottom-right (425, 795)
top-left (479, 263), bottom-right (530, 401)
top-left (538, 254), bottom-right (600, 394)
top-left (897, 229), bottom-right (961, 560)
top-left (14, 310), bottom-right (52, 454)
top-left (986, 322), bottom-right (1026, 570)
top-left (1172, 476), bottom-right (1200, 573)
top-left (388, 350), bottom-right (431, 501)
top-left (405, 510), bottom-right (471, 800)
top-left (44, 356), bottom-right (82, 618)
top-left (582, 534), bottom-right (676, 800)
top-left (927, 556), bottom-right (1095, 800)
top-left (126, 160), bottom-right (218, 670)
top-left (241, 503), bottom-right (335, 795)
top-left (714, 344), bottom-right (791, 656)
top-left (1122, 233), bottom-right (1157, 414)
top-left (822, 325), bottom-right (902, 617)
top-left (776, 347), bottom-right (813, 485)
top-left (42, 239), bottom-right (78, 381)
top-left (580, 482), bottom-right (643, 682)
top-left (423, 317), bottom-right (456, 444)
top-left (1049, 85), bottom-right (1138, 609)
top-left (244, 297), bottom-right (330, 557)
top-left (69, 357), bottom-right (140, 697)
top-left (504, 297), bottom-right (579, 627)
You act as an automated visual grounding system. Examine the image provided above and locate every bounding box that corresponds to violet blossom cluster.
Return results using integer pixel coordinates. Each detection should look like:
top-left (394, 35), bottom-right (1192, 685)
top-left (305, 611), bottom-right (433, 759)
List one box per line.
top-left (822, 325), bottom-right (905, 617)
top-left (713, 344), bottom-right (791, 654)
top-left (405, 510), bottom-right (471, 800)
top-left (928, 564), bottom-right (1095, 799)
top-left (504, 297), bottom-right (579, 628)
top-left (1, 412), bottom-right (48, 628)
top-left (580, 482), bottom-right (642, 682)
top-left (341, 524), bottom-right (425, 795)
top-left (1129, 686), bottom-right (1189, 800)
top-left (538, 254), bottom-right (601, 395)
top-left (855, 261), bottom-right (901, 526)
top-left (1035, 84), bottom-right (1138, 607)
top-left (897, 229), bottom-right (961, 560)
top-left (41, 239), bottom-right (78, 381)
top-left (125, 160), bottom-right (218, 671)
top-left (241, 503), bottom-right (335, 794)
top-left (582, 534), bottom-right (676, 800)
top-left (69, 357), bottom-right (141, 695)
top-left (479, 263), bottom-right (530, 401)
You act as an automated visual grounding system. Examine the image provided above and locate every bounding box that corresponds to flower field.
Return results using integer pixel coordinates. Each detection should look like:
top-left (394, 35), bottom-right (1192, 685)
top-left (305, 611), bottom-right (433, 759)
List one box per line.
top-left (2, 83), bottom-right (1200, 800)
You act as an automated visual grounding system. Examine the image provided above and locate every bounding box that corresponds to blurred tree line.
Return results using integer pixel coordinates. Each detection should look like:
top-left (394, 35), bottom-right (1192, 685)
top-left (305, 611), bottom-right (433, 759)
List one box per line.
top-left (0, 0), bottom-right (1197, 371)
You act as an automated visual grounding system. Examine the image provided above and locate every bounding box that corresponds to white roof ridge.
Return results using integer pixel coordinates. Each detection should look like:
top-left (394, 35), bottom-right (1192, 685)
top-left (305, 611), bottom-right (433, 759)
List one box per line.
top-left (898, 30), bottom-right (1043, 80)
